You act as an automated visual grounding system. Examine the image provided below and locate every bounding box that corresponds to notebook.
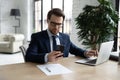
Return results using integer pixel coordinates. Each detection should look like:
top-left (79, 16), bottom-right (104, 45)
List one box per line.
top-left (75, 41), bottom-right (114, 66)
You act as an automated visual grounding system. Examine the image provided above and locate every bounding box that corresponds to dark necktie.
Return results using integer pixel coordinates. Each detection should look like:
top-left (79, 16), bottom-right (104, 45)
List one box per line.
top-left (52, 36), bottom-right (57, 51)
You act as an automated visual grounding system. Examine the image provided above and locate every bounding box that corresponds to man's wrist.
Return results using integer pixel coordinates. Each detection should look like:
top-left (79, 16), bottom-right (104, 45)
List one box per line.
top-left (45, 53), bottom-right (49, 63)
top-left (84, 51), bottom-right (89, 58)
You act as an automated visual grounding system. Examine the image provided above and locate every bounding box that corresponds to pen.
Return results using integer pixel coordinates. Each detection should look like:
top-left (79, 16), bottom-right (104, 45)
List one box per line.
top-left (45, 67), bottom-right (51, 72)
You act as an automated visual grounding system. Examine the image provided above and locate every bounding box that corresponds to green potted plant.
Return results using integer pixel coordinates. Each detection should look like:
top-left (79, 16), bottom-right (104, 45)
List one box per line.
top-left (75, 0), bottom-right (119, 50)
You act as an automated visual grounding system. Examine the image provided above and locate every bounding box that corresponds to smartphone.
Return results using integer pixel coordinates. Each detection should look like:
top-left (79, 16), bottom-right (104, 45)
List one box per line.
top-left (56, 45), bottom-right (64, 53)
top-left (56, 45), bottom-right (64, 58)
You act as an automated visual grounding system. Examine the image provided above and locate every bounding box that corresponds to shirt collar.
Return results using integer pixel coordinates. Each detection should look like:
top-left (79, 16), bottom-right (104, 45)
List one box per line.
top-left (47, 29), bottom-right (59, 37)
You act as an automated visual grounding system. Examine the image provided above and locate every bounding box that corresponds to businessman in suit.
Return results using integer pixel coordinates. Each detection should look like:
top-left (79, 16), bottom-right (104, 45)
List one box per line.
top-left (25, 8), bottom-right (98, 64)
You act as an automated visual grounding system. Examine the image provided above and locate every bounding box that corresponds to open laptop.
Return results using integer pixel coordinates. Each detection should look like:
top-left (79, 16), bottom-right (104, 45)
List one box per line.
top-left (75, 41), bottom-right (114, 66)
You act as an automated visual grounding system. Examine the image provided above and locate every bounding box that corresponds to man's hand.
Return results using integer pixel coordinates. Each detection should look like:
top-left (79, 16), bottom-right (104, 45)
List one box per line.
top-left (47, 51), bottom-right (63, 62)
top-left (84, 50), bottom-right (98, 57)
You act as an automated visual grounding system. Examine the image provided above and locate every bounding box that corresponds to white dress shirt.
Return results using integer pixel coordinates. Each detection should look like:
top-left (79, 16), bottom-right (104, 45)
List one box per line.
top-left (44, 29), bottom-right (60, 62)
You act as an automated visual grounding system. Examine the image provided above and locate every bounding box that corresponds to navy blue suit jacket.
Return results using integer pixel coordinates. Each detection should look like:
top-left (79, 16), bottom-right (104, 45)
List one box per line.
top-left (25, 30), bottom-right (86, 63)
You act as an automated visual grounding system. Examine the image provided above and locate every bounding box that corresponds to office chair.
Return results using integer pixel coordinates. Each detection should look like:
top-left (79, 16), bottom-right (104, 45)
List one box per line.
top-left (19, 45), bottom-right (28, 62)
top-left (118, 44), bottom-right (120, 65)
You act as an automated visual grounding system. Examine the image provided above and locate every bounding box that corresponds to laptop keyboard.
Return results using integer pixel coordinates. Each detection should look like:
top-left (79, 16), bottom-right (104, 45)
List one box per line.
top-left (86, 59), bottom-right (97, 64)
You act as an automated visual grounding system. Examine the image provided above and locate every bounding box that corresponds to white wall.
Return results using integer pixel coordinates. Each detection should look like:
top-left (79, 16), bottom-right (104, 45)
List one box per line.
top-left (71, 0), bottom-right (99, 49)
top-left (20, 0), bottom-right (34, 42)
top-left (0, 0), bottom-right (34, 43)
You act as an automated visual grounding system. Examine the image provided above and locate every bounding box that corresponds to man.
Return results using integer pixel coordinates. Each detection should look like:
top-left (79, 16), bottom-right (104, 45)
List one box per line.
top-left (25, 8), bottom-right (98, 64)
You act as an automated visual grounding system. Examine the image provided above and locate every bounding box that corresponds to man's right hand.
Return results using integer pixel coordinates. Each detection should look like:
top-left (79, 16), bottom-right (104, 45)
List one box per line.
top-left (47, 51), bottom-right (63, 62)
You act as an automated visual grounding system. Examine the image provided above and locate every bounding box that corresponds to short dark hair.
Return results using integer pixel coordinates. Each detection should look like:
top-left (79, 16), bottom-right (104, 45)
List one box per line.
top-left (47, 8), bottom-right (65, 21)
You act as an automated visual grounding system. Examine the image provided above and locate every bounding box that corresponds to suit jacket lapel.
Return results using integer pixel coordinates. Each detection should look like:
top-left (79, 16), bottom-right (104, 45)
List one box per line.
top-left (59, 34), bottom-right (65, 46)
top-left (45, 38), bottom-right (51, 52)
top-left (44, 30), bottom-right (51, 52)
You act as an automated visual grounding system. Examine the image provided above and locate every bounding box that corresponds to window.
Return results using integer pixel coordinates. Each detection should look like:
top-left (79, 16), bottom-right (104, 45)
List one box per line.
top-left (34, 0), bottom-right (72, 34)
top-left (110, 0), bottom-right (120, 61)
top-left (35, 1), bottom-right (41, 32)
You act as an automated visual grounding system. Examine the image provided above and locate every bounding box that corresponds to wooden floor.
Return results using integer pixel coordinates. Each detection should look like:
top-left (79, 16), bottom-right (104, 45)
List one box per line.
top-left (0, 52), bottom-right (24, 65)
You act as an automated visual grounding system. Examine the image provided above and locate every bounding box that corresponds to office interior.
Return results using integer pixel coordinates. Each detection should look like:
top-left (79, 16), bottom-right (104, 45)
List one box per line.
top-left (0, 0), bottom-right (120, 64)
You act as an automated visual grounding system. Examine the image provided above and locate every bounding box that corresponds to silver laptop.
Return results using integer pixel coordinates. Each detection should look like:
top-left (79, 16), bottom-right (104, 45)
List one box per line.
top-left (75, 41), bottom-right (114, 66)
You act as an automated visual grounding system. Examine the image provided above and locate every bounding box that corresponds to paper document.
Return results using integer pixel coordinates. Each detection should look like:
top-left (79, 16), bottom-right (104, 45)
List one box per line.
top-left (37, 64), bottom-right (72, 75)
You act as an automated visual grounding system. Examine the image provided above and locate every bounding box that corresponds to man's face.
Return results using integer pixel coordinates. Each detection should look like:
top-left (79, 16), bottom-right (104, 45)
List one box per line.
top-left (47, 15), bottom-right (63, 35)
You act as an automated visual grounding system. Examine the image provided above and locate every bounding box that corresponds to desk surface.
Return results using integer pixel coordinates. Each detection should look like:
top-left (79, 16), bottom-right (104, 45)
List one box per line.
top-left (0, 56), bottom-right (120, 80)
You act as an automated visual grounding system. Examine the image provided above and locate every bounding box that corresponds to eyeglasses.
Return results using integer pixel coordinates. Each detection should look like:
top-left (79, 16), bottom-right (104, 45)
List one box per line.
top-left (50, 21), bottom-right (63, 27)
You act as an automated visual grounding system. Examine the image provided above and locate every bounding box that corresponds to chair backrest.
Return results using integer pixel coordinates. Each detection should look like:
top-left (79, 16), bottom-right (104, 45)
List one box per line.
top-left (19, 45), bottom-right (28, 62)
top-left (118, 46), bottom-right (120, 64)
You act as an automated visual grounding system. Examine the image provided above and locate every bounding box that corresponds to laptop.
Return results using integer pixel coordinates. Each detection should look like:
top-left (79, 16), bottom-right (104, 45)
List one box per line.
top-left (75, 41), bottom-right (114, 66)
